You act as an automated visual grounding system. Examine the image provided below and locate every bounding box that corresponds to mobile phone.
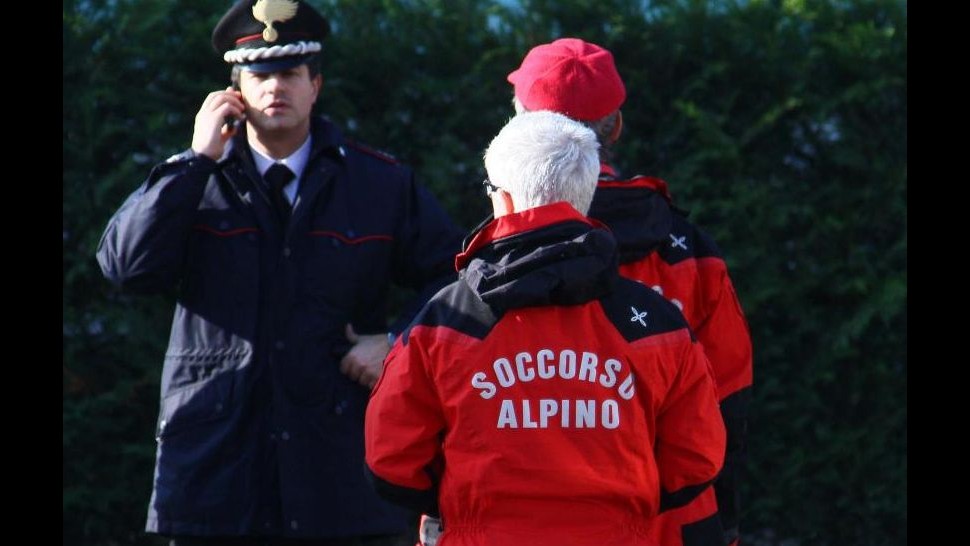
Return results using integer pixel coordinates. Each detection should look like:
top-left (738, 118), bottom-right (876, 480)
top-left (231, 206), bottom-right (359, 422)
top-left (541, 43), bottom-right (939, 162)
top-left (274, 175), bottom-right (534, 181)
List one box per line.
top-left (224, 81), bottom-right (241, 131)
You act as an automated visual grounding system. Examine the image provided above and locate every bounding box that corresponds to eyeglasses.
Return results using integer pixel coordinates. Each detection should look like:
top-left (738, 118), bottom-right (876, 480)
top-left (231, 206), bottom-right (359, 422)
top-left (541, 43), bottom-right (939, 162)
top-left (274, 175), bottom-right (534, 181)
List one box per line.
top-left (482, 178), bottom-right (502, 196)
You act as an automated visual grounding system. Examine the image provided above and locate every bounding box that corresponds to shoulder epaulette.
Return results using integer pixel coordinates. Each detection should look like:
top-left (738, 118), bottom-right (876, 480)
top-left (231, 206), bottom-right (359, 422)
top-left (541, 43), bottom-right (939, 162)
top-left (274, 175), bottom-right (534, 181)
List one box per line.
top-left (344, 139), bottom-right (400, 165)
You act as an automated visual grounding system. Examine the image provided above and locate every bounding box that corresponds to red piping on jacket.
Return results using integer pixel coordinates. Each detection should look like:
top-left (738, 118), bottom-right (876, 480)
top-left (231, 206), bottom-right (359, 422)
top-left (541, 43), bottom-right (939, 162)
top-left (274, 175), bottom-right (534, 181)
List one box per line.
top-left (307, 231), bottom-right (394, 245)
top-left (192, 225), bottom-right (260, 237)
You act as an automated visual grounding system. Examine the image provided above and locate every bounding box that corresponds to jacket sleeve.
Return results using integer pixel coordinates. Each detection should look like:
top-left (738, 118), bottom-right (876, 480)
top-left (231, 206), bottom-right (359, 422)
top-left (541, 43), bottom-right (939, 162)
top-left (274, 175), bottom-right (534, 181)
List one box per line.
top-left (364, 332), bottom-right (446, 516)
top-left (694, 266), bottom-right (753, 540)
top-left (655, 341), bottom-right (726, 513)
top-left (388, 177), bottom-right (464, 334)
top-left (95, 153), bottom-right (217, 294)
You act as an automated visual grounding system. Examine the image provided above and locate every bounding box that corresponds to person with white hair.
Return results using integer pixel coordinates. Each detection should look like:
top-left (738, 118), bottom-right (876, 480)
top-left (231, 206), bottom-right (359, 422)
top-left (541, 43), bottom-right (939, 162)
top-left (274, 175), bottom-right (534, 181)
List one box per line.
top-left (364, 111), bottom-right (726, 546)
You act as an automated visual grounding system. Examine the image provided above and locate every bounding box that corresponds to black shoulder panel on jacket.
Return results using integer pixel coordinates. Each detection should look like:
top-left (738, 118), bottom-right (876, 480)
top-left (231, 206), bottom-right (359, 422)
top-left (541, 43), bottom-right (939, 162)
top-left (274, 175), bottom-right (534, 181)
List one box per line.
top-left (599, 278), bottom-right (693, 343)
top-left (401, 281), bottom-right (502, 344)
top-left (588, 185), bottom-right (672, 264)
top-left (657, 212), bottom-right (725, 265)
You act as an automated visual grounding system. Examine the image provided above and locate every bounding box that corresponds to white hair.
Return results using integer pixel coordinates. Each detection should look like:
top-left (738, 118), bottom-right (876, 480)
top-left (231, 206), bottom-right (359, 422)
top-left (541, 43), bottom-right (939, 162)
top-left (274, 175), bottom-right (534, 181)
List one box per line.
top-left (512, 95), bottom-right (528, 115)
top-left (513, 95), bottom-right (620, 163)
top-left (484, 111), bottom-right (600, 214)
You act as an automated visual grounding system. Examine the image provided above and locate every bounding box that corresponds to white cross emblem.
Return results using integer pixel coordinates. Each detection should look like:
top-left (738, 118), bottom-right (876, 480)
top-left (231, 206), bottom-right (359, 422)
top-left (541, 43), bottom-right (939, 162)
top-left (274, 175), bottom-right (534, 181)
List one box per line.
top-left (630, 307), bottom-right (648, 327)
top-left (670, 234), bottom-right (688, 250)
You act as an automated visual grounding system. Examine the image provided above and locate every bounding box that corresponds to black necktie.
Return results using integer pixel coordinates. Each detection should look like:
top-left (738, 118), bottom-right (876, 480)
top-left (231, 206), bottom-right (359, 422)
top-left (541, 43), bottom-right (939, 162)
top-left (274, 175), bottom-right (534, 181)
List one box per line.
top-left (264, 163), bottom-right (295, 222)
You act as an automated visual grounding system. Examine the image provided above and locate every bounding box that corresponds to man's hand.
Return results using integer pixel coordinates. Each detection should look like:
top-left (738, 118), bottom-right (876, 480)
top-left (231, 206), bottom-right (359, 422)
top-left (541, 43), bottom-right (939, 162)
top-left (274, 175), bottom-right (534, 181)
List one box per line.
top-left (191, 87), bottom-right (246, 160)
top-left (339, 324), bottom-right (391, 389)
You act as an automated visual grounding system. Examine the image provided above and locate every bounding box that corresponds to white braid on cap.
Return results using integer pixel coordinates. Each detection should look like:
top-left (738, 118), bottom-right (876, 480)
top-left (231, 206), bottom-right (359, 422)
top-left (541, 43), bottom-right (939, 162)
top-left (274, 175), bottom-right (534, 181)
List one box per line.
top-left (223, 40), bottom-right (322, 63)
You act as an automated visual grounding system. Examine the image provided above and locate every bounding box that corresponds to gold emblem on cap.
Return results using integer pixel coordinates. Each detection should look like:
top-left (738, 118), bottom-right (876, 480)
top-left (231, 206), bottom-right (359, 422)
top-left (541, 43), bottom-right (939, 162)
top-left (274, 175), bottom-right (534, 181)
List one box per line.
top-left (252, 0), bottom-right (299, 43)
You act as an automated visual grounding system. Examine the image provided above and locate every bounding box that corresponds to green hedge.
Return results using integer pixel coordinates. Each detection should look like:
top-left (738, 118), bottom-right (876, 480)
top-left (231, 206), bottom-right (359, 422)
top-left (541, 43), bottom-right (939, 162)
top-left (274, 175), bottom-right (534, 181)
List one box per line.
top-left (64, 1), bottom-right (907, 544)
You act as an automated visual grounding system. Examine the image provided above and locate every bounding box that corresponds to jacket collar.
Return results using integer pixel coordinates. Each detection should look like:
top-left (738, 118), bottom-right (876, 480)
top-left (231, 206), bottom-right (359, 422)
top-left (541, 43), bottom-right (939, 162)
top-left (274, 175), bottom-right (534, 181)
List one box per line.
top-left (456, 202), bottom-right (619, 313)
top-left (598, 163), bottom-right (673, 203)
top-left (455, 202), bottom-right (599, 271)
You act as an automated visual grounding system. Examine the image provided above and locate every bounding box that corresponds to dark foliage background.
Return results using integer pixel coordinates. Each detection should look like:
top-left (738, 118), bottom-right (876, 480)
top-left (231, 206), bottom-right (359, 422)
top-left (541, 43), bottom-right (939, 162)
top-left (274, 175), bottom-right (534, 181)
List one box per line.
top-left (64, 1), bottom-right (906, 544)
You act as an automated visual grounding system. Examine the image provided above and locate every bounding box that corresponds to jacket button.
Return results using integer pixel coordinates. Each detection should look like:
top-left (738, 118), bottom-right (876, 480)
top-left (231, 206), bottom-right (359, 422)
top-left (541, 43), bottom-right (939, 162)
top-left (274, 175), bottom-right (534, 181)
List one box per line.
top-left (283, 247), bottom-right (291, 257)
top-left (290, 520), bottom-right (299, 530)
top-left (280, 431), bottom-right (290, 441)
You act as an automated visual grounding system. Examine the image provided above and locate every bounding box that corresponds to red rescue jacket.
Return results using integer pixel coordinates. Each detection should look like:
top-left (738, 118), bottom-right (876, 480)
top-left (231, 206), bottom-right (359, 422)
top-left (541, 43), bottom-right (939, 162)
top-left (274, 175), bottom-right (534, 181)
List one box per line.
top-left (589, 167), bottom-right (754, 546)
top-left (366, 203), bottom-right (726, 546)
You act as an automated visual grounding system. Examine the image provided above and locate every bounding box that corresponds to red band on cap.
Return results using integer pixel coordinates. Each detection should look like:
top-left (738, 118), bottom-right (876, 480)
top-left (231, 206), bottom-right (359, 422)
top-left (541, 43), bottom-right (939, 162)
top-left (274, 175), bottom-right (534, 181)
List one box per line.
top-left (235, 32), bottom-right (314, 45)
top-left (235, 33), bottom-right (264, 45)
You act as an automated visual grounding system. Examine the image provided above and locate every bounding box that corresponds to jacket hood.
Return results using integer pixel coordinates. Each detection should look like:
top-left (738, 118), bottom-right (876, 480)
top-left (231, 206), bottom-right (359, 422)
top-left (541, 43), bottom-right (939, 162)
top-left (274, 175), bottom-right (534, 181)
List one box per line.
top-left (588, 175), bottom-right (675, 263)
top-left (457, 202), bottom-right (618, 313)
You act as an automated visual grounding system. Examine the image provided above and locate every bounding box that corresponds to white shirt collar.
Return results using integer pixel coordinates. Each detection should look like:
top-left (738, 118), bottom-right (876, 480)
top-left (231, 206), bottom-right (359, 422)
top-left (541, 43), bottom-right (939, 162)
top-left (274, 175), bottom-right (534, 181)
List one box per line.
top-left (250, 135), bottom-right (312, 204)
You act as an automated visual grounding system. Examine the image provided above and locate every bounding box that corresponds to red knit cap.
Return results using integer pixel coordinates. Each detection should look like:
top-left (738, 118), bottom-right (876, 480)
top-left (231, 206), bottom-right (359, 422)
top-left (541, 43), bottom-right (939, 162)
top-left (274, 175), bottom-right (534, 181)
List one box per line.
top-left (507, 38), bottom-right (626, 121)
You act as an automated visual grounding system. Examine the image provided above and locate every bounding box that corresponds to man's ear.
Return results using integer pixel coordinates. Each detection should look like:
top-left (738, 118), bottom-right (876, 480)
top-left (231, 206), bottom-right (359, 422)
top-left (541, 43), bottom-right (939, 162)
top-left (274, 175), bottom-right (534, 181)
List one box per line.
top-left (491, 189), bottom-right (516, 218)
top-left (313, 74), bottom-right (324, 98)
top-left (608, 111), bottom-right (623, 143)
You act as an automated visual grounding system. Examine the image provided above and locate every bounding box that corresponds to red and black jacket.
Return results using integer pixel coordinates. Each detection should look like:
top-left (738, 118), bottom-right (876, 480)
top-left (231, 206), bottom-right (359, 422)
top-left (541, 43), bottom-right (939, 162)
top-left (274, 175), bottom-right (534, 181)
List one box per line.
top-left (588, 167), bottom-right (754, 546)
top-left (365, 203), bottom-right (726, 546)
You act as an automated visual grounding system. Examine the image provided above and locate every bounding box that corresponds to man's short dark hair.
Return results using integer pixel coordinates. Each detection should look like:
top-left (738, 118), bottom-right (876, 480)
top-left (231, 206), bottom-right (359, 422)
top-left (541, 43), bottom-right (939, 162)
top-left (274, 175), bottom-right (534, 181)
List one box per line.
top-left (583, 111), bottom-right (620, 162)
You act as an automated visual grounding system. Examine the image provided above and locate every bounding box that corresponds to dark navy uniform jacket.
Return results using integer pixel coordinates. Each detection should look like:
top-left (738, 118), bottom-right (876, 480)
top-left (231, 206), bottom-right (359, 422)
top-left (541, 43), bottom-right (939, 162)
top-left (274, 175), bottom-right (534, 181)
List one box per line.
top-left (96, 116), bottom-right (464, 538)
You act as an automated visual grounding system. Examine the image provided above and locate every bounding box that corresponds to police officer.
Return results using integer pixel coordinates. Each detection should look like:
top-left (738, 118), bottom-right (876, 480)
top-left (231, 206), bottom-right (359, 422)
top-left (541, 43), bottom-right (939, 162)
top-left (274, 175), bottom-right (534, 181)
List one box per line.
top-left (96, 1), bottom-right (464, 544)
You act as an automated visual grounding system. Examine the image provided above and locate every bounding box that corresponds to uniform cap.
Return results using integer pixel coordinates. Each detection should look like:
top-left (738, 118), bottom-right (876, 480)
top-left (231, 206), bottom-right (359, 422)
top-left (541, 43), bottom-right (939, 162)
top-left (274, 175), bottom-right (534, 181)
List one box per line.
top-left (212, 0), bottom-right (330, 73)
